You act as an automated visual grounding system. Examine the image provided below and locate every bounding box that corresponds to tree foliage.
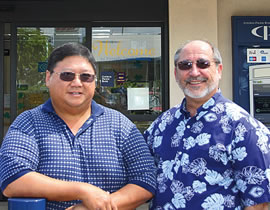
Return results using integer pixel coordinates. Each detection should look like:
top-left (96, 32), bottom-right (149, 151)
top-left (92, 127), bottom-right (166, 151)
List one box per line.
top-left (17, 28), bottom-right (53, 90)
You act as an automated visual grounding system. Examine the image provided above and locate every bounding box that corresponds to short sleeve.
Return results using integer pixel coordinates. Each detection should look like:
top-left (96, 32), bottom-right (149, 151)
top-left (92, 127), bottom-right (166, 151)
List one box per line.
top-left (0, 113), bottom-right (39, 191)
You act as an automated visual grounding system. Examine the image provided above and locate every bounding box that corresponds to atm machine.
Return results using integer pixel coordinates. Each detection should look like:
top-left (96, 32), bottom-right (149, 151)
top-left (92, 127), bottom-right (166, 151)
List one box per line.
top-left (249, 64), bottom-right (270, 128)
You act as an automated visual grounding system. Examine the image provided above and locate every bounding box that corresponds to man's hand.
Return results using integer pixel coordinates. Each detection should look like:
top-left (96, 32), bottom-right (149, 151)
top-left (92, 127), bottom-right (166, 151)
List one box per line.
top-left (66, 203), bottom-right (87, 210)
top-left (77, 185), bottom-right (118, 210)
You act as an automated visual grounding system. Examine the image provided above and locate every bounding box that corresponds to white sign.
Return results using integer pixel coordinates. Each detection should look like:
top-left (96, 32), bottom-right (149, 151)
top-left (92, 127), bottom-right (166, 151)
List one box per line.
top-left (247, 48), bottom-right (270, 63)
top-left (127, 88), bottom-right (149, 110)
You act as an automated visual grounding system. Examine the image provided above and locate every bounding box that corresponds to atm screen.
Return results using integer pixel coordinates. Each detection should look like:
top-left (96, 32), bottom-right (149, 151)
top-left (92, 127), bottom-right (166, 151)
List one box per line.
top-left (254, 96), bottom-right (270, 113)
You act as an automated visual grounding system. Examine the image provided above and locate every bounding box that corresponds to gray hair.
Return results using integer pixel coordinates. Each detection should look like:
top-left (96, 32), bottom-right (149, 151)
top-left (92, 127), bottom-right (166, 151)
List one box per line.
top-left (174, 40), bottom-right (222, 67)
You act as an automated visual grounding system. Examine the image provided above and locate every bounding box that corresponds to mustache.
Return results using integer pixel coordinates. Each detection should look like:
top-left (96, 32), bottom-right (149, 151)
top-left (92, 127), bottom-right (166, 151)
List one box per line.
top-left (185, 77), bottom-right (207, 83)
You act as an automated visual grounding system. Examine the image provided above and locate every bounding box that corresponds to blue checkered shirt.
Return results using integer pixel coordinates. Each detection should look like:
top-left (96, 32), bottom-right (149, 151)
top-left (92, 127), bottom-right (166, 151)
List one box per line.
top-left (0, 99), bottom-right (156, 209)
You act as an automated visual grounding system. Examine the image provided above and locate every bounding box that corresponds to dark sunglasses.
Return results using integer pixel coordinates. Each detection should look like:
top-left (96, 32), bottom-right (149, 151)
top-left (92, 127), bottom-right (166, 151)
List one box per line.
top-left (177, 59), bottom-right (215, 71)
top-left (53, 71), bottom-right (96, 83)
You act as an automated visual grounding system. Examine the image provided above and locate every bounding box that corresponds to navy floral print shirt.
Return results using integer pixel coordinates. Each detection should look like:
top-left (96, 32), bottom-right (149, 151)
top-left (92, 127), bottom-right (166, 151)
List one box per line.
top-left (144, 91), bottom-right (270, 210)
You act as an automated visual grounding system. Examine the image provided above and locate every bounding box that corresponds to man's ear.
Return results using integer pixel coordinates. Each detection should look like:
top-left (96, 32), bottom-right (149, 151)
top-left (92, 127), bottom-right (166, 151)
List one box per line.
top-left (217, 63), bottom-right (223, 79)
top-left (45, 70), bottom-right (51, 87)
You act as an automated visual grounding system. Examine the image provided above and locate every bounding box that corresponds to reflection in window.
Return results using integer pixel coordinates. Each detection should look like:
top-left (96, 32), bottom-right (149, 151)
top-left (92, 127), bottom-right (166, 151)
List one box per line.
top-left (92, 27), bottom-right (162, 116)
top-left (16, 27), bottom-right (86, 115)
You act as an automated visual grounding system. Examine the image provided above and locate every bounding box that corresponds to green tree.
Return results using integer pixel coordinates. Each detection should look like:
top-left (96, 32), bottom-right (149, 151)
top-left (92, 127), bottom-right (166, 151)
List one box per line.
top-left (17, 28), bottom-right (53, 90)
top-left (16, 28), bottom-right (53, 113)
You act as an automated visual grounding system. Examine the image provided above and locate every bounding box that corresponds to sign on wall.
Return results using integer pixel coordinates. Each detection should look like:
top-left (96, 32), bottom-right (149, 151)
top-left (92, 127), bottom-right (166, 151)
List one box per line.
top-left (247, 48), bottom-right (270, 63)
top-left (101, 72), bottom-right (114, 87)
top-left (232, 16), bottom-right (270, 113)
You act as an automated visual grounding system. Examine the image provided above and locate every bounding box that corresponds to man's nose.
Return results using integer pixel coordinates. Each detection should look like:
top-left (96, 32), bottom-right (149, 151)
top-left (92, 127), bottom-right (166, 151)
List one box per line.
top-left (189, 63), bottom-right (201, 76)
top-left (71, 74), bottom-right (83, 85)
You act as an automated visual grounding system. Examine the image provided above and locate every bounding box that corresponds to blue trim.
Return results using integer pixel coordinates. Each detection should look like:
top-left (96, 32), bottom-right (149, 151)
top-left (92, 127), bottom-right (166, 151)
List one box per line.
top-left (1, 170), bottom-right (32, 191)
top-left (129, 180), bottom-right (156, 195)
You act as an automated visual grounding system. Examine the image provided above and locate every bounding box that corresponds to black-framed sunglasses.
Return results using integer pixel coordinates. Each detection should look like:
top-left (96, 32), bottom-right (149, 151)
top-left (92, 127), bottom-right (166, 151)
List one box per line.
top-left (53, 71), bottom-right (96, 83)
top-left (177, 58), bottom-right (216, 71)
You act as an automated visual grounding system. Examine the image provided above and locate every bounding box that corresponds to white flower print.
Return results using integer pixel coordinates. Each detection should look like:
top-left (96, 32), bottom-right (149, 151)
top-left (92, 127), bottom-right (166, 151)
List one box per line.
top-left (201, 193), bottom-right (225, 210)
top-left (219, 115), bottom-right (232, 133)
top-left (171, 132), bottom-right (181, 147)
top-left (183, 133), bottom-right (210, 150)
top-left (157, 173), bottom-right (168, 193)
top-left (265, 168), bottom-right (270, 181)
top-left (219, 176), bottom-right (233, 189)
top-left (192, 180), bottom-right (207, 193)
top-left (223, 195), bottom-right (235, 208)
top-left (204, 113), bottom-right (218, 122)
top-left (225, 102), bottom-right (246, 121)
top-left (232, 147), bottom-right (247, 161)
top-left (249, 186), bottom-right (265, 198)
top-left (162, 160), bottom-right (175, 180)
top-left (163, 202), bottom-right (176, 210)
top-left (153, 136), bottom-right (163, 148)
top-left (172, 193), bottom-right (186, 208)
top-left (182, 186), bottom-right (194, 201)
top-left (205, 169), bottom-right (224, 185)
top-left (174, 159), bottom-right (181, 174)
top-left (180, 153), bottom-right (190, 174)
top-left (170, 180), bottom-right (184, 194)
top-left (234, 123), bottom-right (247, 144)
top-left (243, 198), bottom-right (256, 207)
top-left (196, 111), bottom-right (208, 120)
top-left (203, 98), bottom-right (215, 109)
top-left (191, 121), bottom-right (204, 133)
top-left (175, 109), bottom-right (181, 119)
top-left (189, 158), bottom-right (207, 176)
top-left (197, 133), bottom-right (211, 146)
top-left (219, 170), bottom-right (233, 189)
top-left (161, 111), bottom-right (174, 124)
top-left (176, 121), bottom-right (186, 133)
top-left (154, 128), bottom-right (160, 136)
top-left (256, 127), bottom-right (270, 154)
top-left (211, 103), bottom-right (225, 114)
top-left (236, 179), bottom-right (247, 193)
top-left (242, 166), bottom-right (266, 185)
top-left (158, 120), bottom-right (167, 132)
top-left (209, 144), bottom-right (228, 165)
top-left (183, 136), bottom-right (196, 150)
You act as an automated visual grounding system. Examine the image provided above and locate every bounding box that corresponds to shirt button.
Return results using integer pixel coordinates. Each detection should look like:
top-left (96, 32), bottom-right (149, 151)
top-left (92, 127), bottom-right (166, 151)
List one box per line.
top-left (187, 125), bottom-right (190, 129)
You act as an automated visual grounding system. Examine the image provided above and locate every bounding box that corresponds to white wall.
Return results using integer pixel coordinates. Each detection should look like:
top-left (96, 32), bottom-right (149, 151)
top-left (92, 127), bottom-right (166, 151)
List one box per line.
top-left (169, 0), bottom-right (270, 108)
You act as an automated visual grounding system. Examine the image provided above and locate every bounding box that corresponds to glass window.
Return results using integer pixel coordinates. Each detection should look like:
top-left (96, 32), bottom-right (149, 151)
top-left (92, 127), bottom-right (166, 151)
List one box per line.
top-left (16, 27), bottom-right (86, 115)
top-left (92, 27), bottom-right (162, 126)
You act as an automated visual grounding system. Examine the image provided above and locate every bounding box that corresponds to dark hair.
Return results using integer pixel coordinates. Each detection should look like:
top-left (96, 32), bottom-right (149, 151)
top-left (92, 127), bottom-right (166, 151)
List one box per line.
top-left (47, 42), bottom-right (97, 74)
top-left (174, 40), bottom-right (222, 67)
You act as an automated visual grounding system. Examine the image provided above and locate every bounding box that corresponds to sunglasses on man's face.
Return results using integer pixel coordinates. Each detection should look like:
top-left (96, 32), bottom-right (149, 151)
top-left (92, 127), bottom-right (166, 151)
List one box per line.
top-left (53, 71), bottom-right (96, 83)
top-left (177, 59), bottom-right (215, 71)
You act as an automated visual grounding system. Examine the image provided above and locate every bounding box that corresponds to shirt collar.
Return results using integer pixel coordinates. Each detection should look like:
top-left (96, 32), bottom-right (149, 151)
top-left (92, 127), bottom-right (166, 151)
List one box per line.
top-left (42, 98), bottom-right (104, 117)
top-left (180, 90), bottom-right (221, 116)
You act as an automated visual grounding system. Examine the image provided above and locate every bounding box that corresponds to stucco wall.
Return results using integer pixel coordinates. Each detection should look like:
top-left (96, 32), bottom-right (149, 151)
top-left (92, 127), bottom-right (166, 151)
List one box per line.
top-left (169, 0), bottom-right (270, 108)
top-left (169, 0), bottom-right (218, 107)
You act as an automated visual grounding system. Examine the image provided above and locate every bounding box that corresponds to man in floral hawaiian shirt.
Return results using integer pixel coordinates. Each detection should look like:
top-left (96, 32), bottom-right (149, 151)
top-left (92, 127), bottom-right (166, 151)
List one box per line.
top-left (144, 40), bottom-right (270, 209)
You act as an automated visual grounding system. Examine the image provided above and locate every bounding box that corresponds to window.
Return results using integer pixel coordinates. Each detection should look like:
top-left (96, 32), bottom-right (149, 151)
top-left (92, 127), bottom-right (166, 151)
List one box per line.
top-left (92, 27), bottom-right (162, 131)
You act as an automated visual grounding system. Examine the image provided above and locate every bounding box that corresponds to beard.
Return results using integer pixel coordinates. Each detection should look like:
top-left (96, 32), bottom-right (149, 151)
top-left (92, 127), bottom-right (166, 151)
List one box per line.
top-left (176, 76), bottom-right (219, 99)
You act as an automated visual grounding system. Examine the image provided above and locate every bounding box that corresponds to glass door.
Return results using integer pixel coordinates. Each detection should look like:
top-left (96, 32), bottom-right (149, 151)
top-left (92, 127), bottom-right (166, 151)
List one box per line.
top-left (1, 24), bottom-right (165, 140)
top-left (1, 25), bottom-right (86, 142)
top-left (15, 27), bottom-right (86, 116)
top-left (92, 26), bottom-right (162, 132)
top-left (2, 23), bottom-right (11, 143)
